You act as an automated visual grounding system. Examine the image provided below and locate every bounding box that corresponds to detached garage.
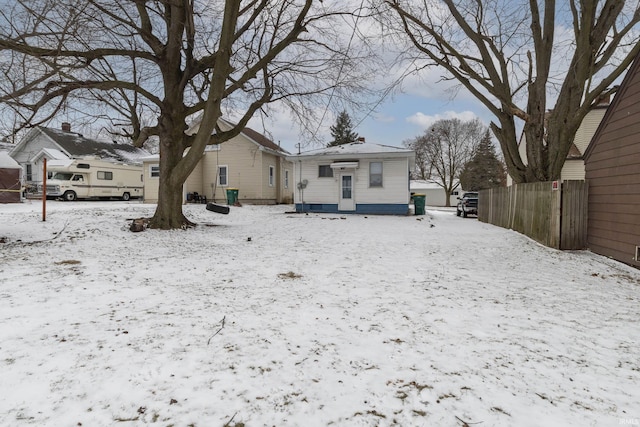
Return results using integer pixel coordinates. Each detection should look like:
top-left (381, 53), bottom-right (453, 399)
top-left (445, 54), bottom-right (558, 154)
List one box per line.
top-left (0, 151), bottom-right (23, 203)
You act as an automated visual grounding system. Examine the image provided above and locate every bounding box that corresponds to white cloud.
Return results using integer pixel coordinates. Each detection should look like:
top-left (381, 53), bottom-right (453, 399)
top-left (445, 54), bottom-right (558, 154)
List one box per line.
top-left (406, 110), bottom-right (480, 129)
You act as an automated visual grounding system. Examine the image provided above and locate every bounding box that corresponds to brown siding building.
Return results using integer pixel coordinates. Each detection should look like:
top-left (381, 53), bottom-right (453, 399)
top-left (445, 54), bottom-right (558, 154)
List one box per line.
top-left (0, 151), bottom-right (22, 203)
top-left (584, 54), bottom-right (640, 269)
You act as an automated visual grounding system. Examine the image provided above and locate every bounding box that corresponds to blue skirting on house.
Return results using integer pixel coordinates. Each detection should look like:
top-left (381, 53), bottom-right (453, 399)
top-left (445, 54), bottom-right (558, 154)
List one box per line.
top-left (295, 203), bottom-right (409, 215)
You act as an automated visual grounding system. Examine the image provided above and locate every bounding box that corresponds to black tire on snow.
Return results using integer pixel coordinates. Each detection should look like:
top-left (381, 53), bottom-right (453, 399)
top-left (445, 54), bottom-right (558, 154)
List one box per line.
top-left (206, 202), bottom-right (230, 214)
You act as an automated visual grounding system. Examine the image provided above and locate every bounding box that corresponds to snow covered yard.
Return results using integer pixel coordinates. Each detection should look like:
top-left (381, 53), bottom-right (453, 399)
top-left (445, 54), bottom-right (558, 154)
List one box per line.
top-left (0, 200), bottom-right (638, 427)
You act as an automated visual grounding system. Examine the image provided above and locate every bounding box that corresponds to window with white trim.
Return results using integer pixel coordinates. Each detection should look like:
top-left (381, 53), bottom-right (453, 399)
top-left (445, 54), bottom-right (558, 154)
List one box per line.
top-left (284, 170), bottom-right (289, 189)
top-left (150, 164), bottom-right (160, 178)
top-left (97, 171), bottom-right (113, 180)
top-left (218, 165), bottom-right (228, 186)
top-left (318, 165), bottom-right (333, 177)
top-left (269, 166), bottom-right (275, 187)
top-left (369, 161), bottom-right (383, 187)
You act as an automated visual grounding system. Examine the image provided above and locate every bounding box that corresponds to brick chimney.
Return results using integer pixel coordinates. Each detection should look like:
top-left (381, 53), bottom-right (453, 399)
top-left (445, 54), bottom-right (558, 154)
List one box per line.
top-left (357, 137), bottom-right (365, 143)
top-left (61, 122), bottom-right (71, 132)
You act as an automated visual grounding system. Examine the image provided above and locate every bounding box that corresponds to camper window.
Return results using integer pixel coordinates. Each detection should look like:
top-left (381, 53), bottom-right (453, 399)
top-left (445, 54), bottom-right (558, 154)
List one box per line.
top-left (53, 172), bottom-right (73, 180)
top-left (97, 171), bottom-right (113, 180)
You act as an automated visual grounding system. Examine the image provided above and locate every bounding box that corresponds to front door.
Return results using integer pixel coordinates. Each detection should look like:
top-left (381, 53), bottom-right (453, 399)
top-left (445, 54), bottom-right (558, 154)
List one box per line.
top-left (338, 173), bottom-right (355, 211)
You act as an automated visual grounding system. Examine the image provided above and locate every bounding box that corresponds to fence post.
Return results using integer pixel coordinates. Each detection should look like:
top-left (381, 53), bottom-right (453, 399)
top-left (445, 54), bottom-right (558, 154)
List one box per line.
top-left (550, 181), bottom-right (561, 249)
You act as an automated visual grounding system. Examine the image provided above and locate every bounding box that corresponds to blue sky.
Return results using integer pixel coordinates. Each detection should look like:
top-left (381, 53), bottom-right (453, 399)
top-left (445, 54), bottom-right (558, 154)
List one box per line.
top-left (250, 86), bottom-right (496, 155)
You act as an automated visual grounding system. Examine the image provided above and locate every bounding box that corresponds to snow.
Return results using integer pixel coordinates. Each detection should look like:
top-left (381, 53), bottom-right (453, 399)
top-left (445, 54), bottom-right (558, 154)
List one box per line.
top-left (0, 201), bottom-right (639, 426)
top-left (0, 151), bottom-right (21, 168)
top-left (38, 148), bottom-right (69, 161)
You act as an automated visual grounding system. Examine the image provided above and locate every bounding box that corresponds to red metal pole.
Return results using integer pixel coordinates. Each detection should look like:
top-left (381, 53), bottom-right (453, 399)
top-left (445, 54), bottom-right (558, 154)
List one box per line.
top-left (42, 158), bottom-right (47, 222)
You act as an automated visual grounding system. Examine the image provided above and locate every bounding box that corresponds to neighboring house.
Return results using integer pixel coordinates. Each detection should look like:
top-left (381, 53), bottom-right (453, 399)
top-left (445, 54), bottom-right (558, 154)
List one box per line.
top-left (410, 179), bottom-right (462, 207)
top-left (0, 151), bottom-right (23, 203)
top-left (287, 139), bottom-right (415, 214)
top-left (584, 54), bottom-right (640, 269)
top-left (10, 123), bottom-right (149, 184)
top-left (142, 118), bottom-right (293, 205)
top-left (506, 103), bottom-right (608, 185)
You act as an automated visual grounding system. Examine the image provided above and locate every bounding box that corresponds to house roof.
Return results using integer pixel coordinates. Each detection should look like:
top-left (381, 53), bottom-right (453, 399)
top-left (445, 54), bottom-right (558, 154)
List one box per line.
top-left (37, 127), bottom-right (149, 163)
top-left (0, 151), bottom-right (21, 168)
top-left (188, 116), bottom-right (289, 155)
top-left (410, 179), bottom-right (459, 190)
top-left (240, 125), bottom-right (288, 154)
top-left (290, 141), bottom-right (415, 160)
top-left (35, 148), bottom-right (69, 161)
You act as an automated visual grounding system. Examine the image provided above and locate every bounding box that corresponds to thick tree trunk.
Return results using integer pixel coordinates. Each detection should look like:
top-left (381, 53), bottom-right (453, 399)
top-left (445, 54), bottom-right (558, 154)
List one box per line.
top-left (149, 118), bottom-right (197, 230)
top-left (545, 111), bottom-right (582, 181)
top-left (444, 187), bottom-right (451, 207)
top-left (491, 111), bottom-right (525, 184)
top-left (523, 121), bottom-right (549, 182)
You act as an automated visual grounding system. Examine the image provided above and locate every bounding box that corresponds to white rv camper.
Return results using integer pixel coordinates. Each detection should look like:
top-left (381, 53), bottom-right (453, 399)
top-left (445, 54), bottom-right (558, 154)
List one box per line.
top-left (38, 158), bottom-right (143, 201)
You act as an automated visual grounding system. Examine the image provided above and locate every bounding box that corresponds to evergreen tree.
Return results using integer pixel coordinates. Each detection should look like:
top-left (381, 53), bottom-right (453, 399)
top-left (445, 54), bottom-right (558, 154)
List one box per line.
top-left (460, 130), bottom-right (506, 191)
top-left (328, 110), bottom-right (359, 147)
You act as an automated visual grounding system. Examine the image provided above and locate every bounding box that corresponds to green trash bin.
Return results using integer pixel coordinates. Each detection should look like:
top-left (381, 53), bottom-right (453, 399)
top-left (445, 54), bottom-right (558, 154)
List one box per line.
top-left (226, 188), bottom-right (239, 204)
top-left (413, 193), bottom-right (426, 215)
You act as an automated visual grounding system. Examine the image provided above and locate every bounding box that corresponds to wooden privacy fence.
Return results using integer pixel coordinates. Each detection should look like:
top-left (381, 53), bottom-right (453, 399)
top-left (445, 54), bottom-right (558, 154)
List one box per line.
top-left (478, 180), bottom-right (588, 250)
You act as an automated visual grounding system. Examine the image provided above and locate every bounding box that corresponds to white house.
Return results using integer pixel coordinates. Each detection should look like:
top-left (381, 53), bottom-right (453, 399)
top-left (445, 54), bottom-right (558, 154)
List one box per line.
top-left (287, 140), bottom-right (415, 215)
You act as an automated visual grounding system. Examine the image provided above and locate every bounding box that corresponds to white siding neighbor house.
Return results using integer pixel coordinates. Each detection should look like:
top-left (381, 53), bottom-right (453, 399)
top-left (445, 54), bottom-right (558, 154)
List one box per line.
top-left (287, 140), bottom-right (415, 215)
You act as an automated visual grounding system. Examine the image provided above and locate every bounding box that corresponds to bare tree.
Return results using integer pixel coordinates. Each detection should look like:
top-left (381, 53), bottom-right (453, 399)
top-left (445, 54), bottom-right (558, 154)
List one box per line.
top-left (0, 0), bottom-right (377, 228)
top-left (404, 135), bottom-right (431, 180)
top-left (409, 118), bottom-right (485, 206)
top-left (380, 0), bottom-right (640, 183)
